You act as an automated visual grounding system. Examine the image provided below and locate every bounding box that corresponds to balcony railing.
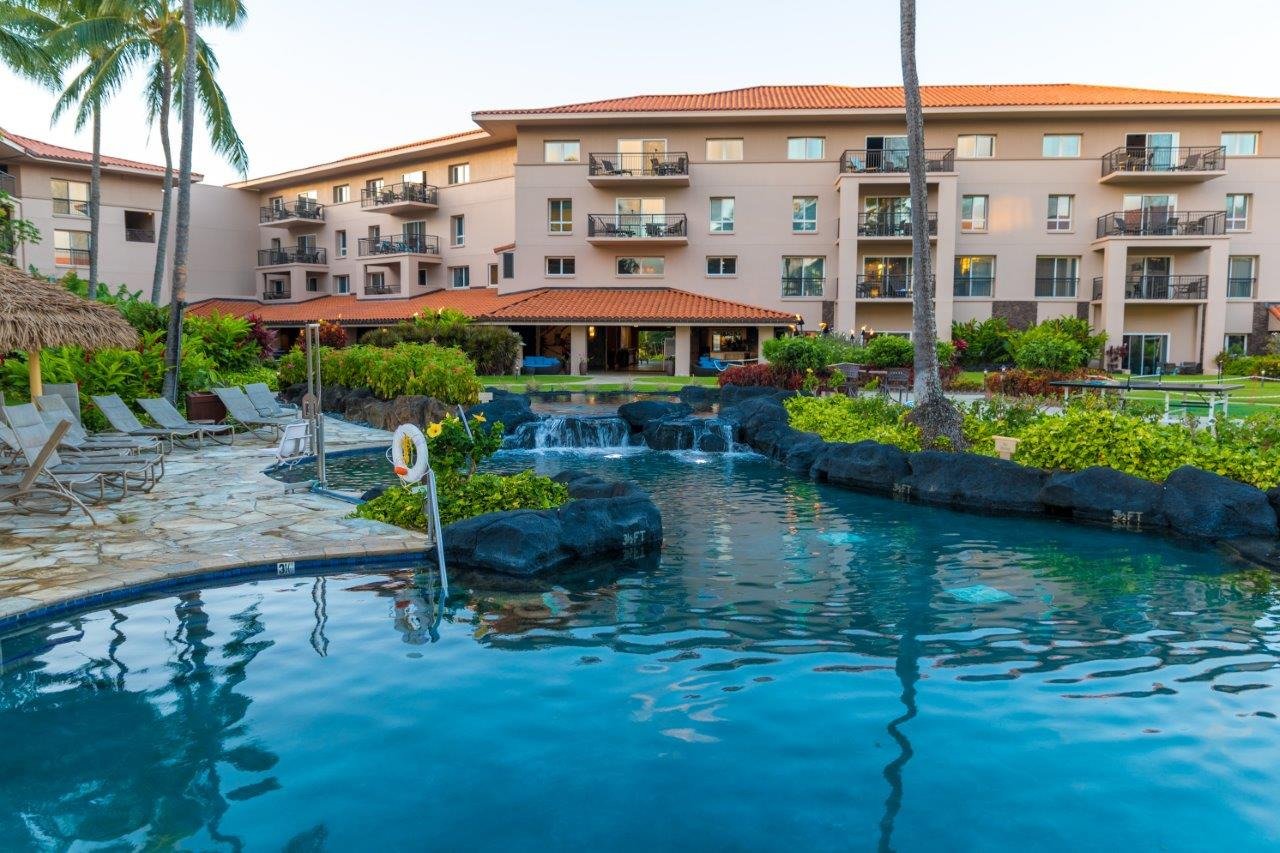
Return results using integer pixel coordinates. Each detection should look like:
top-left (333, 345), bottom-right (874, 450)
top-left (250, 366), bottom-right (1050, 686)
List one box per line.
top-left (1034, 276), bottom-right (1079, 298)
top-left (1100, 145), bottom-right (1225, 177)
top-left (1092, 277), bottom-right (1104, 301)
top-left (588, 152), bottom-right (689, 177)
top-left (55, 248), bottom-right (91, 266)
top-left (364, 282), bottom-right (402, 296)
top-left (954, 277), bottom-right (994, 297)
top-left (856, 210), bottom-right (938, 237)
top-left (1227, 276), bottom-right (1256, 299)
top-left (1124, 274), bottom-right (1208, 300)
top-left (357, 233), bottom-right (441, 256)
top-left (360, 181), bottom-right (439, 208)
top-left (1095, 210), bottom-right (1226, 238)
top-left (260, 201), bottom-right (323, 223)
top-left (856, 274), bottom-right (933, 299)
top-left (257, 246), bottom-right (326, 265)
top-left (0, 172), bottom-right (15, 196)
top-left (125, 228), bottom-right (155, 243)
top-left (840, 148), bottom-right (954, 174)
top-left (262, 289), bottom-right (291, 300)
top-left (587, 213), bottom-right (688, 238)
top-left (781, 276), bottom-right (825, 297)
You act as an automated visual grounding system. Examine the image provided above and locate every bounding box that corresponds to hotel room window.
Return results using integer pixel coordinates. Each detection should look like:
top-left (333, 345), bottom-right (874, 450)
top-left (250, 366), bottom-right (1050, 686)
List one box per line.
top-left (792, 196), bottom-right (818, 232)
top-left (706, 138), bottom-right (744, 161)
top-left (449, 266), bottom-right (470, 288)
top-left (707, 256), bottom-right (737, 276)
top-left (546, 257), bottom-right (575, 277)
top-left (548, 198), bottom-right (573, 233)
top-left (709, 197), bottom-right (735, 232)
top-left (448, 163), bottom-right (470, 184)
top-left (1042, 134), bottom-right (1081, 157)
top-left (787, 137), bottom-right (825, 160)
top-left (957, 134), bottom-right (995, 158)
top-left (544, 141), bottom-right (581, 163)
top-left (961, 195), bottom-right (988, 231)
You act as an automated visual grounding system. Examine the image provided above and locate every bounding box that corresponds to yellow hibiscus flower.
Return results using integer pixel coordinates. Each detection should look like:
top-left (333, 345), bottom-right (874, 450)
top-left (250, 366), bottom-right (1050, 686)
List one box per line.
top-left (472, 413), bottom-right (486, 423)
top-left (426, 422), bottom-right (443, 439)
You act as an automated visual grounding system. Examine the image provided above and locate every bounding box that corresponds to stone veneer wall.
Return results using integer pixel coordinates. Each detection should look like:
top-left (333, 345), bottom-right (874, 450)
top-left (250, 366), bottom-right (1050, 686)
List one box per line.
top-left (992, 300), bottom-right (1037, 329)
top-left (1248, 302), bottom-right (1274, 355)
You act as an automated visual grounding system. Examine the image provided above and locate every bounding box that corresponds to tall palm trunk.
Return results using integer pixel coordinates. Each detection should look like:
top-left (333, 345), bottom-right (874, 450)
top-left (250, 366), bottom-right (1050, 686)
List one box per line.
top-left (88, 99), bottom-right (101, 299)
top-left (161, 0), bottom-right (197, 403)
top-left (900, 0), bottom-right (964, 449)
top-left (151, 61), bottom-right (174, 305)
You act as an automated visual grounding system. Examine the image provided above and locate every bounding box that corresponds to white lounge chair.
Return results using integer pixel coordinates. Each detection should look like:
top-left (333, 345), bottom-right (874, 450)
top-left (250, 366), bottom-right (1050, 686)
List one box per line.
top-left (35, 395), bottom-right (163, 456)
top-left (92, 393), bottom-right (204, 450)
top-left (245, 382), bottom-right (298, 419)
top-left (0, 421), bottom-right (97, 524)
top-left (137, 397), bottom-right (235, 446)
top-left (213, 387), bottom-right (296, 440)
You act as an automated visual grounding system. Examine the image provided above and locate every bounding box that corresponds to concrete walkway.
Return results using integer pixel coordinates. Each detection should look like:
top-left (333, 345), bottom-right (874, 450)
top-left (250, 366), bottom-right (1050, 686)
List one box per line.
top-left (0, 417), bottom-right (427, 624)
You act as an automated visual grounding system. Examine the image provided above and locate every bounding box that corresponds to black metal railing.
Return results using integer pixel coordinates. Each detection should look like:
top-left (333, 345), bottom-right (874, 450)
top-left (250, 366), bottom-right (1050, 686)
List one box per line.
top-left (781, 276), bottom-right (825, 297)
top-left (364, 282), bottom-right (402, 296)
top-left (855, 274), bottom-right (933, 299)
top-left (125, 228), bottom-right (155, 243)
top-left (260, 200), bottom-right (323, 223)
top-left (1124, 274), bottom-right (1208, 300)
top-left (1227, 276), bottom-right (1256, 299)
top-left (1095, 210), bottom-right (1226, 238)
top-left (257, 246), bottom-right (327, 265)
top-left (953, 277), bottom-right (994, 297)
top-left (54, 248), bottom-right (91, 266)
top-left (1092, 277), bottom-right (1104, 300)
top-left (357, 233), bottom-right (441, 256)
top-left (0, 172), bottom-right (15, 196)
top-left (840, 148), bottom-right (954, 173)
top-left (857, 210), bottom-right (937, 237)
top-left (1100, 145), bottom-right (1225, 177)
top-left (587, 213), bottom-right (688, 238)
top-left (360, 181), bottom-right (439, 209)
top-left (588, 152), bottom-right (690, 177)
top-left (262, 289), bottom-right (291, 300)
top-left (1034, 276), bottom-right (1079, 298)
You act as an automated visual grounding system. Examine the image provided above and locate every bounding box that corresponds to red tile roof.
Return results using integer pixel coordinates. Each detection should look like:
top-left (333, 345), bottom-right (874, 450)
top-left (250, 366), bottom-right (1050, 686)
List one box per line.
top-left (1269, 305), bottom-right (1280, 324)
top-left (188, 287), bottom-right (793, 326)
top-left (477, 83), bottom-right (1280, 115)
top-left (0, 128), bottom-right (187, 177)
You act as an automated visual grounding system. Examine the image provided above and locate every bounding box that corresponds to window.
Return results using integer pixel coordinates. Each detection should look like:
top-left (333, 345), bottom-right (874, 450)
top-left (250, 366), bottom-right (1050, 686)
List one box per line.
top-left (448, 163), bottom-right (470, 184)
top-left (488, 263), bottom-right (499, 286)
top-left (1228, 256), bottom-right (1256, 298)
top-left (268, 196), bottom-right (284, 212)
top-left (335, 274), bottom-right (350, 294)
top-left (787, 137), bottom-right (825, 160)
top-left (53, 229), bottom-right (90, 265)
top-left (502, 251), bottom-right (514, 279)
top-left (1034, 256), bottom-right (1079, 298)
top-left (544, 140), bottom-right (581, 163)
top-left (709, 197), bottom-right (735, 233)
top-left (548, 198), bottom-right (572, 233)
top-left (449, 266), bottom-right (470, 288)
top-left (1047, 195), bottom-right (1073, 231)
top-left (364, 179), bottom-right (383, 195)
top-left (332, 184), bottom-right (349, 203)
top-left (956, 134), bottom-right (995, 158)
top-left (616, 256), bottom-right (664, 276)
top-left (50, 179), bottom-right (89, 216)
top-left (1225, 194), bottom-right (1251, 231)
top-left (124, 210), bottom-right (154, 242)
top-left (961, 195), bottom-right (988, 231)
top-left (450, 214), bottom-right (465, 246)
top-left (781, 257), bottom-right (825, 297)
top-left (335, 229), bottom-right (347, 258)
top-left (865, 136), bottom-right (909, 171)
top-left (306, 276), bottom-right (319, 293)
top-left (1042, 134), bottom-right (1081, 158)
top-left (706, 138), bottom-right (744, 161)
top-left (418, 268), bottom-right (429, 287)
top-left (707, 256), bottom-right (737, 276)
top-left (792, 196), bottom-right (818, 233)
top-left (1223, 333), bottom-right (1248, 357)
top-left (954, 256), bottom-right (995, 297)
top-left (366, 272), bottom-right (385, 292)
top-left (546, 257), bottom-right (575, 277)
top-left (1221, 132), bottom-right (1258, 156)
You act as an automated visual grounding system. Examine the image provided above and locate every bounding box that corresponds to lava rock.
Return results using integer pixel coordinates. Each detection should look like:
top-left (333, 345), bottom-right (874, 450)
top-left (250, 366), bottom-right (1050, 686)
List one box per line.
top-left (1039, 467), bottom-right (1167, 527)
top-left (678, 385), bottom-right (721, 412)
top-left (468, 394), bottom-right (538, 433)
top-left (1268, 487), bottom-right (1280, 518)
top-left (720, 396), bottom-right (789, 447)
top-left (554, 471), bottom-right (635, 499)
top-left (902, 451), bottom-right (1048, 514)
top-left (359, 484), bottom-right (388, 502)
top-left (280, 383), bottom-right (307, 405)
top-left (719, 385), bottom-right (795, 407)
top-left (617, 400), bottom-right (691, 432)
top-left (810, 441), bottom-right (911, 494)
top-left (1160, 466), bottom-right (1278, 540)
top-left (342, 387), bottom-right (375, 421)
top-left (387, 394), bottom-right (450, 429)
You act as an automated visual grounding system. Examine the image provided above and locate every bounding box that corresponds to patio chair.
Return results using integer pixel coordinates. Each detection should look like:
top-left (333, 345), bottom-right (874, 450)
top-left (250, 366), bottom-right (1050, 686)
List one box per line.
top-left (599, 159), bottom-right (630, 176)
top-left (212, 387), bottom-right (297, 440)
top-left (92, 393), bottom-right (204, 451)
top-left (3, 404), bottom-right (154, 500)
top-left (44, 382), bottom-right (82, 425)
top-left (0, 421), bottom-right (98, 524)
top-left (830, 363), bottom-right (865, 396)
top-left (136, 397), bottom-right (236, 446)
top-left (34, 395), bottom-right (162, 456)
top-left (882, 368), bottom-right (913, 403)
top-left (245, 383), bottom-right (299, 419)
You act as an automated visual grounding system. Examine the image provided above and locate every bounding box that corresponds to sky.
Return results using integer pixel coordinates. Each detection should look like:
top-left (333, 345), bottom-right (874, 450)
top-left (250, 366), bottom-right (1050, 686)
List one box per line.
top-left (2, 0), bottom-right (1278, 185)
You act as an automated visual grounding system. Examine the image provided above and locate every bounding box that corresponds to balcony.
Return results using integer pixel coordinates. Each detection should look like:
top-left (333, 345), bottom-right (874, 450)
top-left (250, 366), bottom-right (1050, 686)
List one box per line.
top-left (1099, 146), bottom-right (1226, 184)
top-left (357, 233), bottom-right (442, 259)
top-left (840, 148), bottom-right (954, 175)
top-left (360, 181), bottom-right (439, 215)
top-left (1034, 277), bottom-right (1079, 298)
top-left (587, 152), bottom-right (690, 187)
top-left (257, 246), bottom-right (327, 267)
top-left (856, 274), bottom-right (932, 299)
top-left (1124, 274), bottom-right (1208, 301)
top-left (259, 200), bottom-right (324, 229)
top-left (0, 171), bottom-right (15, 196)
top-left (781, 276), bottom-right (825, 298)
top-left (856, 210), bottom-right (937, 239)
top-left (262, 288), bottom-right (291, 301)
top-left (1092, 277), bottom-right (1104, 301)
top-left (54, 248), bottom-right (91, 267)
top-left (587, 214), bottom-right (688, 246)
top-left (1095, 210), bottom-right (1226, 239)
top-left (364, 282), bottom-right (402, 296)
top-left (125, 228), bottom-right (155, 243)
top-left (953, 277), bottom-right (994, 298)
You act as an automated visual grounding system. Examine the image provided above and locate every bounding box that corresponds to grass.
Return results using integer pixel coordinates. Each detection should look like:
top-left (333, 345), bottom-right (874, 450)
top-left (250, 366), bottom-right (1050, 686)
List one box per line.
top-left (478, 374), bottom-right (720, 393)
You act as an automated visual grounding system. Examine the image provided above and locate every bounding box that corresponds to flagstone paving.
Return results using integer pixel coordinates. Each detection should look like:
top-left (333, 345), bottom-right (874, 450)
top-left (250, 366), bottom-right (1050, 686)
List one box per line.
top-left (0, 418), bottom-right (427, 623)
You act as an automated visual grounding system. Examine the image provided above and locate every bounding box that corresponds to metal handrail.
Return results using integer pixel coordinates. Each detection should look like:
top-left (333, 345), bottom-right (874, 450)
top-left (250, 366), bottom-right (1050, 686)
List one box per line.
top-left (781, 275), bottom-right (825, 297)
top-left (257, 246), bottom-right (327, 265)
top-left (260, 200), bottom-right (323, 223)
top-left (55, 248), bottom-right (91, 266)
top-left (357, 233), bottom-right (441, 255)
top-left (262, 289), bottom-right (292, 300)
top-left (587, 213), bottom-right (688, 237)
top-left (1100, 145), bottom-right (1225, 177)
top-left (855, 274), bottom-right (932, 298)
top-left (1227, 276), bottom-right (1256, 298)
top-left (588, 152), bottom-right (690, 177)
top-left (856, 210), bottom-right (937, 237)
top-left (1033, 276), bottom-right (1079, 298)
top-left (1095, 210), bottom-right (1226, 238)
top-left (360, 181), bottom-right (439, 208)
top-left (1123, 274), bottom-right (1208, 300)
top-left (0, 172), bottom-right (15, 195)
top-left (124, 228), bottom-right (155, 243)
top-left (953, 276), bottom-right (994, 297)
top-left (363, 283), bottom-right (402, 296)
top-left (840, 148), bottom-right (954, 173)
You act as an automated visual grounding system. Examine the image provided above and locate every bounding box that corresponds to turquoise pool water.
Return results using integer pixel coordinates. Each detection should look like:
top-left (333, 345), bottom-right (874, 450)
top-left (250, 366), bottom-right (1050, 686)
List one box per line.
top-left (3, 450), bottom-right (1279, 851)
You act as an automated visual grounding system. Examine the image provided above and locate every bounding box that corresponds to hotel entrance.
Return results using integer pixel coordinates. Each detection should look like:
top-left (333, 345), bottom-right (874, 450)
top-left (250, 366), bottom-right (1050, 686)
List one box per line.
top-left (587, 326), bottom-right (676, 373)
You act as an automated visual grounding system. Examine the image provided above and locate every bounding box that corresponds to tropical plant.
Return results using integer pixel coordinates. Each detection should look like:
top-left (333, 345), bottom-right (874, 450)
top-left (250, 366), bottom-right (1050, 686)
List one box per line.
top-left (785, 394), bottom-right (923, 450)
top-left (951, 317), bottom-right (1012, 367)
top-left (278, 343), bottom-right (482, 405)
top-left (317, 319), bottom-right (347, 348)
top-left (864, 334), bottom-right (915, 367)
top-left (358, 317), bottom-right (521, 375)
top-left (0, 1), bottom-right (59, 81)
top-left (1007, 325), bottom-right (1087, 371)
top-left (183, 311), bottom-right (260, 372)
top-left (762, 335), bottom-right (865, 373)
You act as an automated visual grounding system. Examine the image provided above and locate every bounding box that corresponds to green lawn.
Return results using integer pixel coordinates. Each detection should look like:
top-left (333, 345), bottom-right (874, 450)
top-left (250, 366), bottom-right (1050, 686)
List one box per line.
top-left (478, 374), bottom-right (720, 393)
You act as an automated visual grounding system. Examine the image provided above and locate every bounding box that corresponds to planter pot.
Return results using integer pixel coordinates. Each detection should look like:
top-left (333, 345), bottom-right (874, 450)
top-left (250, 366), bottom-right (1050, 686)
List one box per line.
top-left (186, 391), bottom-right (226, 423)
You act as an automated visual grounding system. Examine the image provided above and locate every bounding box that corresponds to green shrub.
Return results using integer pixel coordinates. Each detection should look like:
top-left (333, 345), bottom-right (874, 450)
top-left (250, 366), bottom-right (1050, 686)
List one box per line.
top-left (1008, 325), bottom-right (1087, 371)
top-left (762, 335), bottom-right (865, 373)
top-left (952, 317), bottom-right (1012, 367)
top-left (784, 394), bottom-right (922, 450)
top-left (960, 397), bottom-right (1047, 454)
top-left (864, 335), bottom-right (915, 367)
top-left (183, 312), bottom-right (262, 374)
top-left (436, 470), bottom-right (570, 526)
top-left (278, 343), bottom-right (481, 404)
top-left (356, 310), bottom-right (521, 375)
top-left (1220, 354), bottom-right (1280, 376)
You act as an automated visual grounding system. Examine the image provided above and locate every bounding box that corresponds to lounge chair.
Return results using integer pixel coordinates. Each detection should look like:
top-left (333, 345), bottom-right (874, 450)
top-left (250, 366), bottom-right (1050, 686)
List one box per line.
top-left (0, 421), bottom-right (97, 524)
top-left (137, 397), bottom-right (235, 446)
top-left (44, 382), bottom-right (82, 425)
top-left (92, 393), bottom-right (203, 450)
top-left (35, 395), bottom-right (162, 456)
top-left (3, 404), bottom-right (155, 500)
top-left (212, 387), bottom-right (296, 440)
top-left (245, 382), bottom-right (299, 419)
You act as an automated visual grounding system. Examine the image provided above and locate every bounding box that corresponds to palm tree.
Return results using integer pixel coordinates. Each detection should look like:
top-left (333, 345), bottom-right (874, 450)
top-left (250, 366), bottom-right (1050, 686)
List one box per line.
top-left (0, 1), bottom-right (59, 80)
top-left (899, 0), bottom-right (964, 449)
top-left (160, 0), bottom-right (196, 403)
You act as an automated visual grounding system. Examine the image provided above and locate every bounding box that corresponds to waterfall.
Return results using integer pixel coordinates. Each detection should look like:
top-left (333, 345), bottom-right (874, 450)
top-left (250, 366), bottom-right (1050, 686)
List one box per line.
top-left (508, 416), bottom-right (636, 450)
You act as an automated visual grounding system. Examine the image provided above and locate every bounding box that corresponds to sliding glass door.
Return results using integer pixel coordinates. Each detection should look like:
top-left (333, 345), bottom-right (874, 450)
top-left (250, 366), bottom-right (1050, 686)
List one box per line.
top-left (1123, 333), bottom-right (1168, 375)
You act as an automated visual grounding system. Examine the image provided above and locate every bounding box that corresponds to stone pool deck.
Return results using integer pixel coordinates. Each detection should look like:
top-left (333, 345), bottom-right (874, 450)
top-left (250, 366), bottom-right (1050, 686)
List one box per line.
top-left (0, 418), bottom-right (427, 624)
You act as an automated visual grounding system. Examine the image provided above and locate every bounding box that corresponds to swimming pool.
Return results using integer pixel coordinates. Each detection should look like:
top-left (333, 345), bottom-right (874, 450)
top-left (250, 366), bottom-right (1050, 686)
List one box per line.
top-left (3, 449), bottom-right (1278, 851)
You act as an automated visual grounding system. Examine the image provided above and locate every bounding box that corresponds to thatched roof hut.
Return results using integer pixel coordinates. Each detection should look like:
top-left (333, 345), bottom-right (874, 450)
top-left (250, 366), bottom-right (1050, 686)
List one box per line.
top-left (0, 264), bottom-right (140, 396)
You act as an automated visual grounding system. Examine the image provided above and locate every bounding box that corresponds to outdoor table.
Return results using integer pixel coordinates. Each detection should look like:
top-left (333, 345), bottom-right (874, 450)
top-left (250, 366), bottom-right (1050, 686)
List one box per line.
top-left (1049, 378), bottom-right (1243, 425)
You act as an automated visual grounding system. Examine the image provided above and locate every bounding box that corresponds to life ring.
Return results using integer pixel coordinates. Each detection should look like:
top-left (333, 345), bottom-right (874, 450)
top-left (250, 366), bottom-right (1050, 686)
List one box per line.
top-left (391, 424), bottom-right (429, 483)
